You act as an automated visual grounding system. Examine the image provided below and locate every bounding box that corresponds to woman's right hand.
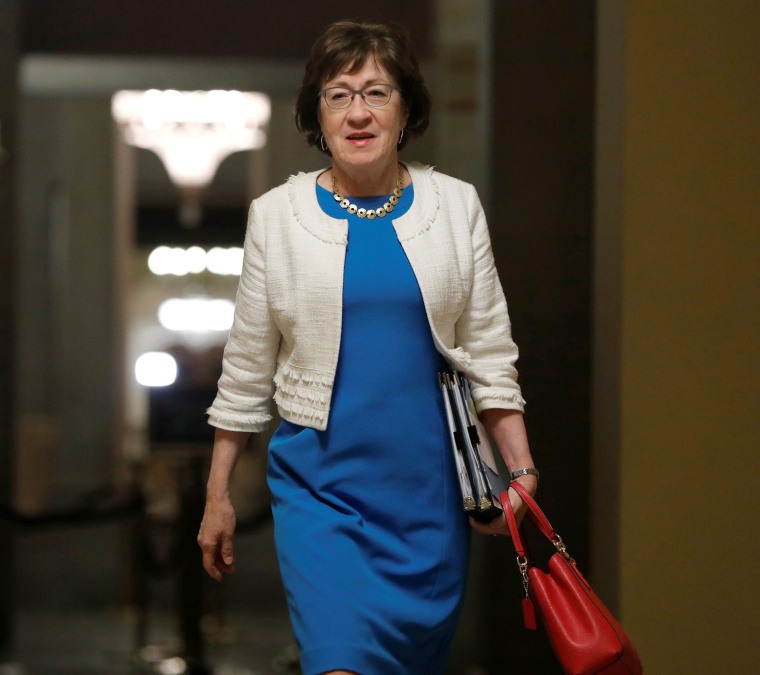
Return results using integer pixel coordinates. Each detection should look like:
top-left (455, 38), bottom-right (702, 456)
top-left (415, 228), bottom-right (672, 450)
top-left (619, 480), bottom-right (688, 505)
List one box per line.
top-left (197, 493), bottom-right (237, 581)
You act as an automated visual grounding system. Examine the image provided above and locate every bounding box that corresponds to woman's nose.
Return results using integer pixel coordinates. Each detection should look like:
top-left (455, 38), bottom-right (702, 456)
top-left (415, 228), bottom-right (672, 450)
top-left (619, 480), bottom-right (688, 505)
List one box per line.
top-left (346, 94), bottom-right (372, 120)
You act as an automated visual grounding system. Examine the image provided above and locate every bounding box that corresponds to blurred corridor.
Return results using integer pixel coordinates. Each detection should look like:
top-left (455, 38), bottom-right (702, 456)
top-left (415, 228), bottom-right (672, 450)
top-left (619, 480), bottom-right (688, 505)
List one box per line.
top-left (13, 520), bottom-right (295, 674)
top-left (1, 1), bottom-right (758, 673)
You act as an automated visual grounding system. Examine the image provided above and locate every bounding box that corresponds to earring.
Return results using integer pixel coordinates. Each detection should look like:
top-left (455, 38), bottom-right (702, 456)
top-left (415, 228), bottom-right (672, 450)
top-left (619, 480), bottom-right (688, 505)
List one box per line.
top-left (398, 128), bottom-right (405, 146)
top-left (320, 134), bottom-right (328, 152)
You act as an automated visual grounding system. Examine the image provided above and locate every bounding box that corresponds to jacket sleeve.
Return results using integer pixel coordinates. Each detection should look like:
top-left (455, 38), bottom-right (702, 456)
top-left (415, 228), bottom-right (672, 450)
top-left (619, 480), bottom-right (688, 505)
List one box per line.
top-left (206, 199), bottom-right (281, 432)
top-left (455, 184), bottom-right (526, 413)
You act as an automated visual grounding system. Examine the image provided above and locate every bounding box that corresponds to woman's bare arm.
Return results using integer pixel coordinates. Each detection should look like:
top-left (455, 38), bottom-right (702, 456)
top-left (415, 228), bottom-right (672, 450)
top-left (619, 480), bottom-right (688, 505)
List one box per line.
top-left (470, 408), bottom-right (537, 536)
top-left (197, 428), bottom-right (251, 580)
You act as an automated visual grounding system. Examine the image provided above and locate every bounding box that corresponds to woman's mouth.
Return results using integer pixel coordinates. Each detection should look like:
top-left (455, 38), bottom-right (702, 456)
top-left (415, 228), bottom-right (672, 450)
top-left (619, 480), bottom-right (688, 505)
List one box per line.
top-left (346, 133), bottom-right (375, 146)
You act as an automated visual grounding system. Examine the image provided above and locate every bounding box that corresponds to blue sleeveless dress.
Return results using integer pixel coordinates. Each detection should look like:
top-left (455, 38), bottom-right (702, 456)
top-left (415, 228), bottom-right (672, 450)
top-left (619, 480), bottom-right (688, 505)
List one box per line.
top-left (267, 182), bottom-right (470, 675)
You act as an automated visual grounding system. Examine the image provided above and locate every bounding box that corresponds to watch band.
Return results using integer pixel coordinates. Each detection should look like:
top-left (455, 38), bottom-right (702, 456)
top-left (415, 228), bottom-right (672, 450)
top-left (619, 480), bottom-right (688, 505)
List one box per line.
top-left (510, 467), bottom-right (540, 481)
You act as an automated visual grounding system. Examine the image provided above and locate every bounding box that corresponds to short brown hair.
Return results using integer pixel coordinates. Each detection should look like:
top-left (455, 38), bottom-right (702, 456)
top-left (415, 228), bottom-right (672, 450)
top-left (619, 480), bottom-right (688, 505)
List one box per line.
top-left (295, 20), bottom-right (431, 154)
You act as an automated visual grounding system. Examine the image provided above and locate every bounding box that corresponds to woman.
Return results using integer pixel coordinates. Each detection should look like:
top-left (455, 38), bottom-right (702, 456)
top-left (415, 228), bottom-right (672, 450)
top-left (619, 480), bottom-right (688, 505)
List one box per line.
top-left (199, 19), bottom-right (538, 675)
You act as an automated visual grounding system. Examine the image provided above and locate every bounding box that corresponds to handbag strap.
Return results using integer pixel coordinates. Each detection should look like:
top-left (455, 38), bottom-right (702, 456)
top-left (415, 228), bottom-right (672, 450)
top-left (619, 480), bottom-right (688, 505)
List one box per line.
top-left (500, 488), bottom-right (528, 557)
top-left (505, 481), bottom-right (575, 564)
top-left (509, 481), bottom-right (557, 542)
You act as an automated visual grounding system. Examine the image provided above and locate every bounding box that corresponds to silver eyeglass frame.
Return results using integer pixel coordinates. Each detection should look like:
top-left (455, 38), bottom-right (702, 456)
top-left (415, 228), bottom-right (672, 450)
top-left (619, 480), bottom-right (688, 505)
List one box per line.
top-left (318, 84), bottom-right (401, 110)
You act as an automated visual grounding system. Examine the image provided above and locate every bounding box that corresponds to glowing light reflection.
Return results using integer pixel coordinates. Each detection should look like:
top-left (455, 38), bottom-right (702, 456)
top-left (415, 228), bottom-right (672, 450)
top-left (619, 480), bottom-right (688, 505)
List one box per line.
top-left (158, 298), bottom-right (235, 332)
top-left (112, 89), bottom-right (271, 189)
top-left (135, 352), bottom-right (178, 387)
top-left (206, 247), bottom-right (244, 276)
top-left (147, 246), bottom-right (243, 276)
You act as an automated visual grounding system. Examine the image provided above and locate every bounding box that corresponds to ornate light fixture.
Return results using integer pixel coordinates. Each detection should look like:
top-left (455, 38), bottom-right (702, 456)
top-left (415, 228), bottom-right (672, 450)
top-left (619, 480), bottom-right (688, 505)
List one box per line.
top-left (112, 89), bottom-right (271, 226)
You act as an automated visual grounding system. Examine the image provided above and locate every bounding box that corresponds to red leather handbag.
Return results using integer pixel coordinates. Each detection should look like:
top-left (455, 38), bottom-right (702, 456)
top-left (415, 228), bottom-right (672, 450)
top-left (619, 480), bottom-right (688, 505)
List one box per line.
top-left (502, 482), bottom-right (643, 675)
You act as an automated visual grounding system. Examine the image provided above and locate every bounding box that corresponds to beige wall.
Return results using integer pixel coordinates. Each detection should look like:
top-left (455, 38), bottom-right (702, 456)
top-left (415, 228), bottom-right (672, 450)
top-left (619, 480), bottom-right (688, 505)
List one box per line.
top-left (595, 2), bottom-right (760, 672)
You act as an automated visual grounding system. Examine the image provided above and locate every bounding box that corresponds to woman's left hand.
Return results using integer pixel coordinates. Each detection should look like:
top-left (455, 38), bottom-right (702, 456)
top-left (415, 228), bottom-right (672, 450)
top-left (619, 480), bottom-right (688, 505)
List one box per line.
top-left (469, 483), bottom-right (529, 537)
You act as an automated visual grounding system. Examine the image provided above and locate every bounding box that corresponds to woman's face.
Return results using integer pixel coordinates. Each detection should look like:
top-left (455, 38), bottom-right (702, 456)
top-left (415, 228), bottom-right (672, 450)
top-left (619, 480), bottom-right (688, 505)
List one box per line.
top-left (319, 59), bottom-right (408, 175)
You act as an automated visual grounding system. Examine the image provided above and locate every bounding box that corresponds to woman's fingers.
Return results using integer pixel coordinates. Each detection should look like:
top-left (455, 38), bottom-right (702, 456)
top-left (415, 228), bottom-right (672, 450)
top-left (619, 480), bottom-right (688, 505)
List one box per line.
top-left (220, 532), bottom-right (235, 568)
top-left (198, 534), bottom-right (235, 581)
top-left (469, 515), bottom-right (509, 537)
top-left (201, 546), bottom-right (223, 582)
top-left (198, 528), bottom-right (220, 580)
top-left (469, 490), bottom-right (526, 537)
top-left (198, 510), bottom-right (236, 581)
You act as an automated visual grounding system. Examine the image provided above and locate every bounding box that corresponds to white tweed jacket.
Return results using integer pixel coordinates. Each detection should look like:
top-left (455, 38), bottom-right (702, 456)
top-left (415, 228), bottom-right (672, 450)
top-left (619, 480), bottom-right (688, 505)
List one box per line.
top-left (207, 162), bottom-right (525, 433)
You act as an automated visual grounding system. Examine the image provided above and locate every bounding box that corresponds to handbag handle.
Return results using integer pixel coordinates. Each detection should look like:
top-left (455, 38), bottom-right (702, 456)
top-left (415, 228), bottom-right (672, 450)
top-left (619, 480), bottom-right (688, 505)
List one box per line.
top-left (501, 481), bottom-right (575, 563)
top-left (501, 487), bottom-right (528, 557)
top-left (510, 482), bottom-right (556, 540)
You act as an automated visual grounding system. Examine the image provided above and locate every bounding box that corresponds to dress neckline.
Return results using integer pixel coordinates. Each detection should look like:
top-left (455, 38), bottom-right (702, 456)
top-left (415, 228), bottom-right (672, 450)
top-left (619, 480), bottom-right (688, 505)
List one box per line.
top-left (286, 162), bottom-right (439, 244)
top-left (316, 182), bottom-right (414, 221)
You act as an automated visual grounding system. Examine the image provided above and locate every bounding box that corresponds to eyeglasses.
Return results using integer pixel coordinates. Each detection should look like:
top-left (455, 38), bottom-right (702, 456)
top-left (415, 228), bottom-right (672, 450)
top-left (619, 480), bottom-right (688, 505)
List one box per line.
top-left (318, 84), bottom-right (400, 110)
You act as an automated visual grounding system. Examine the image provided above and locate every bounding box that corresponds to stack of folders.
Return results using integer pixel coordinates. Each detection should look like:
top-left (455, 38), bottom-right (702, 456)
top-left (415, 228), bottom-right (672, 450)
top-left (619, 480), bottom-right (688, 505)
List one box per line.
top-left (438, 371), bottom-right (507, 522)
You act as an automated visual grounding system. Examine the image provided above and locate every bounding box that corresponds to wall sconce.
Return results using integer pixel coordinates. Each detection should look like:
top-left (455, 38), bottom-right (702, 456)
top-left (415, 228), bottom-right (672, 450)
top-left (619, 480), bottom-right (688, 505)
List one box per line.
top-left (112, 89), bottom-right (271, 226)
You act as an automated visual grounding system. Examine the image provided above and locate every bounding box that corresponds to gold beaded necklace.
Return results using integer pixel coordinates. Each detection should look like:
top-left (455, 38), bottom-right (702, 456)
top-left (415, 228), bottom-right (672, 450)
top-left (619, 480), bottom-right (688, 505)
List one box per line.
top-left (331, 165), bottom-right (405, 219)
